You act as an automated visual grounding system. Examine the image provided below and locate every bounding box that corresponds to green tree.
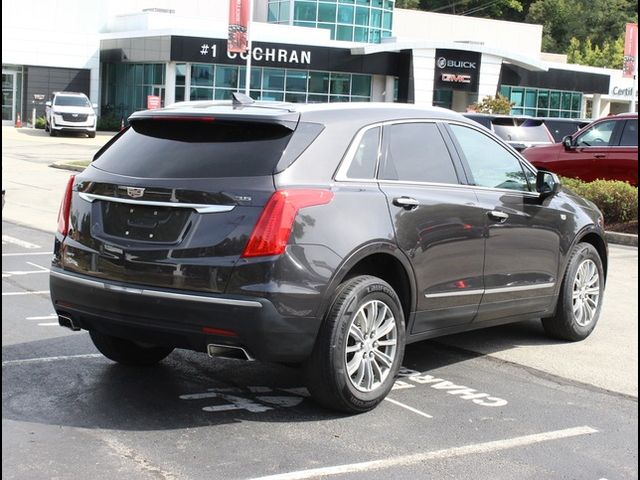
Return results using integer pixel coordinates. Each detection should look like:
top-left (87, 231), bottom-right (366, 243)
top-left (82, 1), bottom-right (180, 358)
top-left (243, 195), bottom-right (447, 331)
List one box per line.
top-left (567, 35), bottom-right (625, 68)
top-left (407, 0), bottom-right (525, 17)
top-left (469, 94), bottom-right (514, 114)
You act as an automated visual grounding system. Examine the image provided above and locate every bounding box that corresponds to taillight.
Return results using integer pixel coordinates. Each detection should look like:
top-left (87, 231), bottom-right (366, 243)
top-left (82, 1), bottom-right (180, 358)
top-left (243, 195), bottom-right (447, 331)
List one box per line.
top-left (241, 189), bottom-right (334, 258)
top-left (57, 175), bottom-right (75, 236)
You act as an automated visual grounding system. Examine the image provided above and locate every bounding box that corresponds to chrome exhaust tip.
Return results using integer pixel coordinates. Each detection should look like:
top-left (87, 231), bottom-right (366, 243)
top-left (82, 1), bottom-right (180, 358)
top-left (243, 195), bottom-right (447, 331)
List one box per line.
top-left (58, 314), bottom-right (81, 331)
top-left (207, 343), bottom-right (254, 361)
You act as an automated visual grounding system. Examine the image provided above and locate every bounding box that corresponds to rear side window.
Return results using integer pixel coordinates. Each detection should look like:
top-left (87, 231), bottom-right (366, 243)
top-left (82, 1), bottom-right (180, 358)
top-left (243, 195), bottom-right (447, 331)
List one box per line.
top-left (345, 127), bottom-right (380, 179)
top-left (92, 120), bottom-right (294, 178)
top-left (620, 119), bottom-right (638, 147)
top-left (380, 123), bottom-right (459, 184)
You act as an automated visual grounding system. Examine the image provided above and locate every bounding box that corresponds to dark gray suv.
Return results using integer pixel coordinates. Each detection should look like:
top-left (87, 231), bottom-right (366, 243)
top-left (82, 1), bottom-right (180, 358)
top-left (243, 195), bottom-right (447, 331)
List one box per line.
top-left (50, 100), bottom-right (607, 412)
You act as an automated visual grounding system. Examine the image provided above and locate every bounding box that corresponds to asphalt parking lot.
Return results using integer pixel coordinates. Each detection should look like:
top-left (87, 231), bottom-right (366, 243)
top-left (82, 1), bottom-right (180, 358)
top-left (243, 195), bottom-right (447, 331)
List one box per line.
top-left (2, 220), bottom-right (638, 480)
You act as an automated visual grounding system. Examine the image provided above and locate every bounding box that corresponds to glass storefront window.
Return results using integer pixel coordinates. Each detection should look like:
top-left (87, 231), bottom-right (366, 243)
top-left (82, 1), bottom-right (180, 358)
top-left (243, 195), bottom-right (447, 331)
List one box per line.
top-left (351, 74), bottom-right (371, 96)
top-left (331, 74), bottom-right (350, 95)
top-left (216, 65), bottom-right (239, 89)
top-left (294, 1), bottom-right (317, 21)
top-left (318, 2), bottom-right (337, 21)
top-left (263, 68), bottom-right (286, 90)
top-left (500, 85), bottom-right (583, 118)
top-left (270, 0), bottom-right (392, 43)
top-left (190, 87), bottom-right (213, 101)
top-left (309, 71), bottom-right (330, 93)
top-left (191, 65), bottom-right (214, 86)
top-left (337, 4), bottom-right (354, 23)
top-left (286, 70), bottom-right (308, 92)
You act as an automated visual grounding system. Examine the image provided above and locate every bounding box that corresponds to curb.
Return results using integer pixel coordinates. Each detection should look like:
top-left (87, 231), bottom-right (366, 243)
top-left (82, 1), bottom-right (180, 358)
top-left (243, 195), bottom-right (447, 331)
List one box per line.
top-left (49, 162), bottom-right (86, 172)
top-left (605, 231), bottom-right (638, 247)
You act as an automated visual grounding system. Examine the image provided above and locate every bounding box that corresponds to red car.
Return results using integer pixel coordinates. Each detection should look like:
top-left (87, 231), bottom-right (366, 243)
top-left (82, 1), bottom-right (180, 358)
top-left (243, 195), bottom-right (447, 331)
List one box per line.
top-left (522, 113), bottom-right (638, 186)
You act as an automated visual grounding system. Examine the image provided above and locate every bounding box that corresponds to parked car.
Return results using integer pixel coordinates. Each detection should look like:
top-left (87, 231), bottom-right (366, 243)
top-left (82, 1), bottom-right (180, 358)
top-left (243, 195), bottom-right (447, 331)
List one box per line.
top-left (522, 113), bottom-right (638, 186)
top-left (463, 113), bottom-right (555, 151)
top-left (539, 117), bottom-right (590, 142)
top-left (45, 91), bottom-right (97, 138)
top-left (49, 99), bottom-right (608, 413)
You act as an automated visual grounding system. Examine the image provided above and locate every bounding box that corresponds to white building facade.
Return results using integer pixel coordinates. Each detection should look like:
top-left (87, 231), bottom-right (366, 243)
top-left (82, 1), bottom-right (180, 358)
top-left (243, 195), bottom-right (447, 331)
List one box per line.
top-left (2, 0), bottom-right (637, 126)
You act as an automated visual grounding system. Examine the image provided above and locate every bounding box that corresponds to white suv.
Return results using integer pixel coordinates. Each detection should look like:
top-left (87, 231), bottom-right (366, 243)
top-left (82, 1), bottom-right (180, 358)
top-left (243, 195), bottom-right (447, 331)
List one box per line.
top-left (45, 92), bottom-right (97, 138)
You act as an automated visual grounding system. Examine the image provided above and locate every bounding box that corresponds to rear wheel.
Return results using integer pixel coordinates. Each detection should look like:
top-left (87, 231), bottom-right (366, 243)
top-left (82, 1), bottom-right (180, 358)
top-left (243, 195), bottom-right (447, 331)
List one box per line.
top-left (542, 242), bottom-right (604, 341)
top-left (89, 331), bottom-right (174, 366)
top-left (306, 275), bottom-right (406, 413)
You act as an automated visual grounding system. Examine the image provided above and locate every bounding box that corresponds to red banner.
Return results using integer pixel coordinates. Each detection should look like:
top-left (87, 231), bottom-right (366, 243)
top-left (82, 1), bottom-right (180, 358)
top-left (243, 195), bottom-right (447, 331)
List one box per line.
top-left (623, 23), bottom-right (638, 78)
top-left (228, 0), bottom-right (249, 53)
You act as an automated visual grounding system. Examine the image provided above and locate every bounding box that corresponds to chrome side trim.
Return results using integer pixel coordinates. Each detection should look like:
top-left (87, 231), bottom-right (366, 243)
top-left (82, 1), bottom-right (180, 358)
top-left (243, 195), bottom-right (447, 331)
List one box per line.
top-left (78, 192), bottom-right (235, 214)
top-left (424, 282), bottom-right (555, 299)
top-left (483, 282), bottom-right (556, 294)
top-left (425, 289), bottom-right (484, 299)
top-left (50, 270), bottom-right (263, 308)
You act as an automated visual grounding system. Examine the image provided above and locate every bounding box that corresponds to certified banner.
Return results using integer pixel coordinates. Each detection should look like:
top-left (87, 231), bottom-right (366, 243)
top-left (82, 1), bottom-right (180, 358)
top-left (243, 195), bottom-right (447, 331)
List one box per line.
top-left (623, 23), bottom-right (638, 78)
top-left (228, 0), bottom-right (249, 53)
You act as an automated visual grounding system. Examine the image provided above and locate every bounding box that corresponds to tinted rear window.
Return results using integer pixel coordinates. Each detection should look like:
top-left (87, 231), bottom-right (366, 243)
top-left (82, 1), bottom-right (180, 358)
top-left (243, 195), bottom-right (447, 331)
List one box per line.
top-left (493, 124), bottom-right (551, 142)
top-left (92, 120), bottom-right (294, 178)
top-left (543, 120), bottom-right (587, 142)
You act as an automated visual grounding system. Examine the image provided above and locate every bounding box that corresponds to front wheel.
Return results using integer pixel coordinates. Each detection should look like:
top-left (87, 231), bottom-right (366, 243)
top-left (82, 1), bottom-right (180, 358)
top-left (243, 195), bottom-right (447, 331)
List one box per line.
top-left (542, 242), bottom-right (604, 341)
top-left (306, 275), bottom-right (406, 413)
top-left (89, 331), bottom-right (174, 366)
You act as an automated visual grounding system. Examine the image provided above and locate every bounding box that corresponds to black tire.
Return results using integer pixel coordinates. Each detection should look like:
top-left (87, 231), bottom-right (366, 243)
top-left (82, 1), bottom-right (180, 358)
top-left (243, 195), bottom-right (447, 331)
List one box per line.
top-left (89, 331), bottom-right (174, 366)
top-left (88, 131), bottom-right (96, 138)
top-left (44, 122), bottom-right (49, 132)
top-left (542, 242), bottom-right (604, 341)
top-left (306, 275), bottom-right (406, 413)
top-left (49, 128), bottom-right (57, 137)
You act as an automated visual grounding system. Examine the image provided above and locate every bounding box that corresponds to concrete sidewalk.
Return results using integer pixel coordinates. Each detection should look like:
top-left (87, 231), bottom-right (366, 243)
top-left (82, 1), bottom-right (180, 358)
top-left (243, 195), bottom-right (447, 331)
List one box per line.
top-left (2, 125), bottom-right (637, 397)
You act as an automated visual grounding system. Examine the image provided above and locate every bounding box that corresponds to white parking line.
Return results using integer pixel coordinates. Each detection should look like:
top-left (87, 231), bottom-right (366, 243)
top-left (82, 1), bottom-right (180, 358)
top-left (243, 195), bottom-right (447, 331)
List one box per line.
top-left (1, 235), bottom-right (41, 249)
top-left (2, 251), bottom-right (53, 257)
top-left (37, 322), bottom-right (59, 326)
top-left (26, 315), bottom-right (57, 320)
top-left (250, 426), bottom-right (598, 480)
top-left (384, 397), bottom-right (433, 419)
top-left (2, 353), bottom-right (101, 366)
top-left (2, 290), bottom-right (49, 296)
top-left (2, 262), bottom-right (50, 277)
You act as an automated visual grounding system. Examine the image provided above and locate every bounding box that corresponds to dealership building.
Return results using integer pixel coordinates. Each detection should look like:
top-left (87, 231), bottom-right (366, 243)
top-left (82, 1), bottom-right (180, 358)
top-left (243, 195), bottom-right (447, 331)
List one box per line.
top-left (2, 0), bottom-right (637, 126)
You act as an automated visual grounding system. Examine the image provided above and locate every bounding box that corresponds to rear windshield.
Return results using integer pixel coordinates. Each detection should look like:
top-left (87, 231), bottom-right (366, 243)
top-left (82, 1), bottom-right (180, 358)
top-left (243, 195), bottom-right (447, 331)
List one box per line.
top-left (493, 124), bottom-right (551, 143)
top-left (54, 96), bottom-right (91, 107)
top-left (92, 119), bottom-right (295, 178)
top-left (543, 120), bottom-right (587, 142)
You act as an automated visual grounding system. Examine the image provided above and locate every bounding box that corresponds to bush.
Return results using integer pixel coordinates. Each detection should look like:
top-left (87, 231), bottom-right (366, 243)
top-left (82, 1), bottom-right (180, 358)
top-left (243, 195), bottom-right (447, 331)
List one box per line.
top-left (97, 115), bottom-right (123, 132)
top-left (561, 177), bottom-right (638, 224)
top-left (35, 116), bottom-right (46, 129)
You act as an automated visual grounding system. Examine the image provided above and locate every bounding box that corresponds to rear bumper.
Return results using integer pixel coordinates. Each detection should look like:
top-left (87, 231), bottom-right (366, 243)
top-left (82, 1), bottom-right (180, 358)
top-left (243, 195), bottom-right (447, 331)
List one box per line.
top-left (49, 268), bottom-right (322, 363)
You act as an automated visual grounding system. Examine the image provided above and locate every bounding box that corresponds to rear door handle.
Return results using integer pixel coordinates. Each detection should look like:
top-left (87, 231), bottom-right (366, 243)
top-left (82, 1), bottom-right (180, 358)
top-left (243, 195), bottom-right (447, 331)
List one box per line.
top-left (594, 153), bottom-right (606, 158)
top-left (487, 210), bottom-right (509, 223)
top-left (393, 197), bottom-right (419, 209)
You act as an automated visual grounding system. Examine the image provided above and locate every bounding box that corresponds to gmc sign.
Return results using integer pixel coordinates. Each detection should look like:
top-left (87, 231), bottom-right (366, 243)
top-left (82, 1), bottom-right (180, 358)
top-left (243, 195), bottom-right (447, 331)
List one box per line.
top-left (441, 73), bottom-right (472, 84)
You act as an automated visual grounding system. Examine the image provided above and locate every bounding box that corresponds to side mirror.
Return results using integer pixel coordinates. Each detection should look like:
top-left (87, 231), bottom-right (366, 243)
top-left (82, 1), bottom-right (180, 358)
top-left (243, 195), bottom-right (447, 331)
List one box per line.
top-left (562, 135), bottom-right (574, 150)
top-left (45, 101), bottom-right (51, 107)
top-left (536, 170), bottom-right (561, 199)
top-left (92, 103), bottom-right (98, 109)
